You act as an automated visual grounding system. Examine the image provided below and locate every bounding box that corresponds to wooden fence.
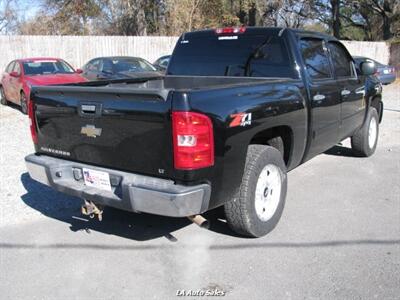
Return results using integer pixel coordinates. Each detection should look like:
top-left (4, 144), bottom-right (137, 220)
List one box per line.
top-left (0, 35), bottom-right (179, 70)
top-left (0, 35), bottom-right (392, 72)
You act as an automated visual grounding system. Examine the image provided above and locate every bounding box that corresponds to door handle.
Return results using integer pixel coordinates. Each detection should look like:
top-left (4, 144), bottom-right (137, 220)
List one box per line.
top-left (313, 94), bottom-right (326, 101)
top-left (341, 89), bottom-right (351, 96)
top-left (78, 102), bottom-right (102, 117)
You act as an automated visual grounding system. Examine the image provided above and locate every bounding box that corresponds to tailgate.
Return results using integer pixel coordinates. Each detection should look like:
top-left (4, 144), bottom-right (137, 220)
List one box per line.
top-left (31, 85), bottom-right (173, 178)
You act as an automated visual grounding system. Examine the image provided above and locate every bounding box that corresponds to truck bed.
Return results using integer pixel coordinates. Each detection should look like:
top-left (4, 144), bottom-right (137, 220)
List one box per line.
top-left (69, 75), bottom-right (289, 95)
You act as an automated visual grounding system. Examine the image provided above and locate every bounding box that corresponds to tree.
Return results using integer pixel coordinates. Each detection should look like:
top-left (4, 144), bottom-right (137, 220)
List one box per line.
top-left (19, 0), bottom-right (103, 35)
top-left (48, 0), bottom-right (102, 35)
top-left (12, 0), bottom-right (400, 40)
top-left (164, 0), bottom-right (206, 35)
top-left (0, 0), bottom-right (17, 33)
top-left (311, 0), bottom-right (342, 38)
top-left (368, 0), bottom-right (399, 40)
top-left (255, 0), bottom-right (313, 29)
top-left (340, 0), bottom-right (399, 40)
top-left (278, 0), bottom-right (314, 28)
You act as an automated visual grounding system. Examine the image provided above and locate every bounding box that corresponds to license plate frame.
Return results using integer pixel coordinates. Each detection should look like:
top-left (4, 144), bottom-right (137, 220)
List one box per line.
top-left (82, 168), bottom-right (112, 191)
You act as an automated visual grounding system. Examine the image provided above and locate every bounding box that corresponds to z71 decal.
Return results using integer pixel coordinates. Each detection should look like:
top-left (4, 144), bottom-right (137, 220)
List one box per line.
top-left (229, 113), bottom-right (252, 127)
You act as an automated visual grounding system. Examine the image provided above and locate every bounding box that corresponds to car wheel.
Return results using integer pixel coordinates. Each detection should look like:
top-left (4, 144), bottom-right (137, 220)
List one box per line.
top-left (20, 91), bottom-right (28, 114)
top-left (351, 107), bottom-right (379, 157)
top-left (224, 145), bottom-right (287, 237)
top-left (0, 86), bottom-right (8, 105)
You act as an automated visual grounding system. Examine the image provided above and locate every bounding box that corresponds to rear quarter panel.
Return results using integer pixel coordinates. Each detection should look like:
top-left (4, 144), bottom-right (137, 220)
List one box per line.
top-left (173, 80), bottom-right (308, 209)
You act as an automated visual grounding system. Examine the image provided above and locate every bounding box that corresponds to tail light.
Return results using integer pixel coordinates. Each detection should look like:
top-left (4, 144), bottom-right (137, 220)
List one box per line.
top-left (28, 99), bottom-right (38, 144)
top-left (172, 111), bottom-right (214, 170)
top-left (215, 26), bottom-right (246, 35)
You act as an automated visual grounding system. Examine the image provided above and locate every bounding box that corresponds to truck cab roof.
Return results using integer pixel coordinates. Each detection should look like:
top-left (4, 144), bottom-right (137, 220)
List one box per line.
top-left (182, 27), bottom-right (339, 42)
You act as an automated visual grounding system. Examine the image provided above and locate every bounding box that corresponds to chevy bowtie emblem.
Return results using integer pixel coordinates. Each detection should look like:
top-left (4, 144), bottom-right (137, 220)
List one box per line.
top-left (81, 125), bottom-right (102, 138)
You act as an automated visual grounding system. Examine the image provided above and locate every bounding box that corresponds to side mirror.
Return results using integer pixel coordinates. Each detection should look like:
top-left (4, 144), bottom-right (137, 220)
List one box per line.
top-left (360, 61), bottom-right (376, 76)
top-left (76, 68), bottom-right (83, 74)
top-left (10, 71), bottom-right (20, 78)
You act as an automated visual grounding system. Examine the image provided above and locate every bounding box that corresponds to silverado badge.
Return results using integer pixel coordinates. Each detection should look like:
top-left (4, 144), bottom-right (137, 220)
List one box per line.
top-left (81, 125), bottom-right (102, 138)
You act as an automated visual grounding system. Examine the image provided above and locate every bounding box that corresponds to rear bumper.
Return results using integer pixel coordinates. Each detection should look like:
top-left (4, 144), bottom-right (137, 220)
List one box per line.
top-left (25, 154), bottom-right (211, 217)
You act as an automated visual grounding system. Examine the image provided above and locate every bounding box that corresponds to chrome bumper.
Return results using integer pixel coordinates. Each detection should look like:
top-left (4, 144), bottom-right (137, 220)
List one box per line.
top-left (25, 154), bottom-right (211, 217)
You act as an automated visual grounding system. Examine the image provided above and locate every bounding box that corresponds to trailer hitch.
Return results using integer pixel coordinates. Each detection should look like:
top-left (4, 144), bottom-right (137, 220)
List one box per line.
top-left (81, 199), bottom-right (104, 221)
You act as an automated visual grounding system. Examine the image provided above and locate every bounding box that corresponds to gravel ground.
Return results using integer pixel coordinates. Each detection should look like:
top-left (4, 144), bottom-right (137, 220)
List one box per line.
top-left (0, 101), bottom-right (78, 226)
top-left (0, 83), bottom-right (399, 299)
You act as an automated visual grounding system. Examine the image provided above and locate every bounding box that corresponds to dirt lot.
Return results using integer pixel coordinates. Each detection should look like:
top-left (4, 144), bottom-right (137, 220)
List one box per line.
top-left (0, 84), bottom-right (399, 299)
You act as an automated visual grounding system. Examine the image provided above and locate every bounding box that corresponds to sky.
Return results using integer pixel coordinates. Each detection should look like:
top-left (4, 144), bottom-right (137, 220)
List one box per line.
top-left (11, 0), bottom-right (42, 20)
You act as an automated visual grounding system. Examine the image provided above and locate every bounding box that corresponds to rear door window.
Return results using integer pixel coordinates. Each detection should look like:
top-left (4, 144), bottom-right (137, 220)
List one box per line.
top-left (101, 59), bottom-right (114, 73)
top-left (87, 60), bottom-right (101, 72)
top-left (328, 41), bottom-right (355, 78)
top-left (300, 38), bottom-right (332, 80)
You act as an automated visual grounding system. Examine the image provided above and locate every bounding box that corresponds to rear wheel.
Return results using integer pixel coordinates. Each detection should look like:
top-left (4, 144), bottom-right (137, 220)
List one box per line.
top-left (224, 145), bottom-right (287, 237)
top-left (0, 86), bottom-right (8, 105)
top-left (20, 91), bottom-right (27, 114)
top-left (351, 108), bottom-right (379, 157)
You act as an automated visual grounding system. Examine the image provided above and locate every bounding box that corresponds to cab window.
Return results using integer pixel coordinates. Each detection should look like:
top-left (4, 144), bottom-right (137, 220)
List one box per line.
top-left (328, 41), bottom-right (356, 78)
top-left (300, 38), bottom-right (332, 80)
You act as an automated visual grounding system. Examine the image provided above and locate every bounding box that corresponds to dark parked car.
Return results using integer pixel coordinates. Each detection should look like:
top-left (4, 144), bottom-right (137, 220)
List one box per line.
top-left (26, 27), bottom-right (382, 237)
top-left (81, 56), bottom-right (162, 81)
top-left (153, 55), bottom-right (171, 71)
top-left (354, 56), bottom-right (396, 85)
top-left (353, 57), bottom-right (383, 113)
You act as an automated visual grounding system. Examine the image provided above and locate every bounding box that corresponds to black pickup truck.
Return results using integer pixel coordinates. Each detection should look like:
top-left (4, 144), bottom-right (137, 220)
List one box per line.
top-left (25, 27), bottom-right (383, 237)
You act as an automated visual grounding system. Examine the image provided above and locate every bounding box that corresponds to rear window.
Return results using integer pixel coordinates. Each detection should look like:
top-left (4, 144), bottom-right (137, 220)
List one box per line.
top-left (168, 34), bottom-right (295, 78)
top-left (23, 60), bottom-right (75, 76)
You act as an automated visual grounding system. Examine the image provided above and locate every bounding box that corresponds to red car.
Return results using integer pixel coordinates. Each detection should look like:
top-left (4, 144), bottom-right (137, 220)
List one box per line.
top-left (0, 58), bottom-right (86, 114)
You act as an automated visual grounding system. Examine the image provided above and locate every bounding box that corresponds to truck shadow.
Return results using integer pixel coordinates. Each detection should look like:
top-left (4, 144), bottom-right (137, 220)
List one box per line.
top-left (324, 145), bottom-right (358, 157)
top-left (20, 173), bottom-right (237, 241)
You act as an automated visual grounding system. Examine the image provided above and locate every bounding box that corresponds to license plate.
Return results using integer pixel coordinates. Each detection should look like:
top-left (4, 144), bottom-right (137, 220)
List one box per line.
top-left (383, 69), bottom-right (390, 74)
top-left (82, 168), bottom-right (112, 191)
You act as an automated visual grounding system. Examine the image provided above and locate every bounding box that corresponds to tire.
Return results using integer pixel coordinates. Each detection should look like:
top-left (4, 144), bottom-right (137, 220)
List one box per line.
top-left (351, 108), bottom-right (379, 157)
top-left (0, 86), bottom-right (7, 105)
top-left (224, 145), bottom-right (287, 237)
top-left (267, 136), bottom-right (284, 157)
top-left (20, 91), bottom-right (28, 115)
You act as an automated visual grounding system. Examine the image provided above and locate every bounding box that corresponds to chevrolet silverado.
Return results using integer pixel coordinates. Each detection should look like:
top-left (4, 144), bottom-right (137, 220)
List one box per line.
top-left (25, 27), bottom-right (382, 237)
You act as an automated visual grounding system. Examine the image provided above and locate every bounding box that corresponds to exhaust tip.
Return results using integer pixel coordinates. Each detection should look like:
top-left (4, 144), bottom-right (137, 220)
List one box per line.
top-left (187, 215), bottom-right (209, 230)
top-left (199, 219), bottom-right (210, 229)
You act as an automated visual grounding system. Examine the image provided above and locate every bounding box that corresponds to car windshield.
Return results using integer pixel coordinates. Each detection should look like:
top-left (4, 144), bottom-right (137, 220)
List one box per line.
top-left (23, 60), bottom-right (75, 75)
top-left (111, 58), bottom-right (157, 73)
